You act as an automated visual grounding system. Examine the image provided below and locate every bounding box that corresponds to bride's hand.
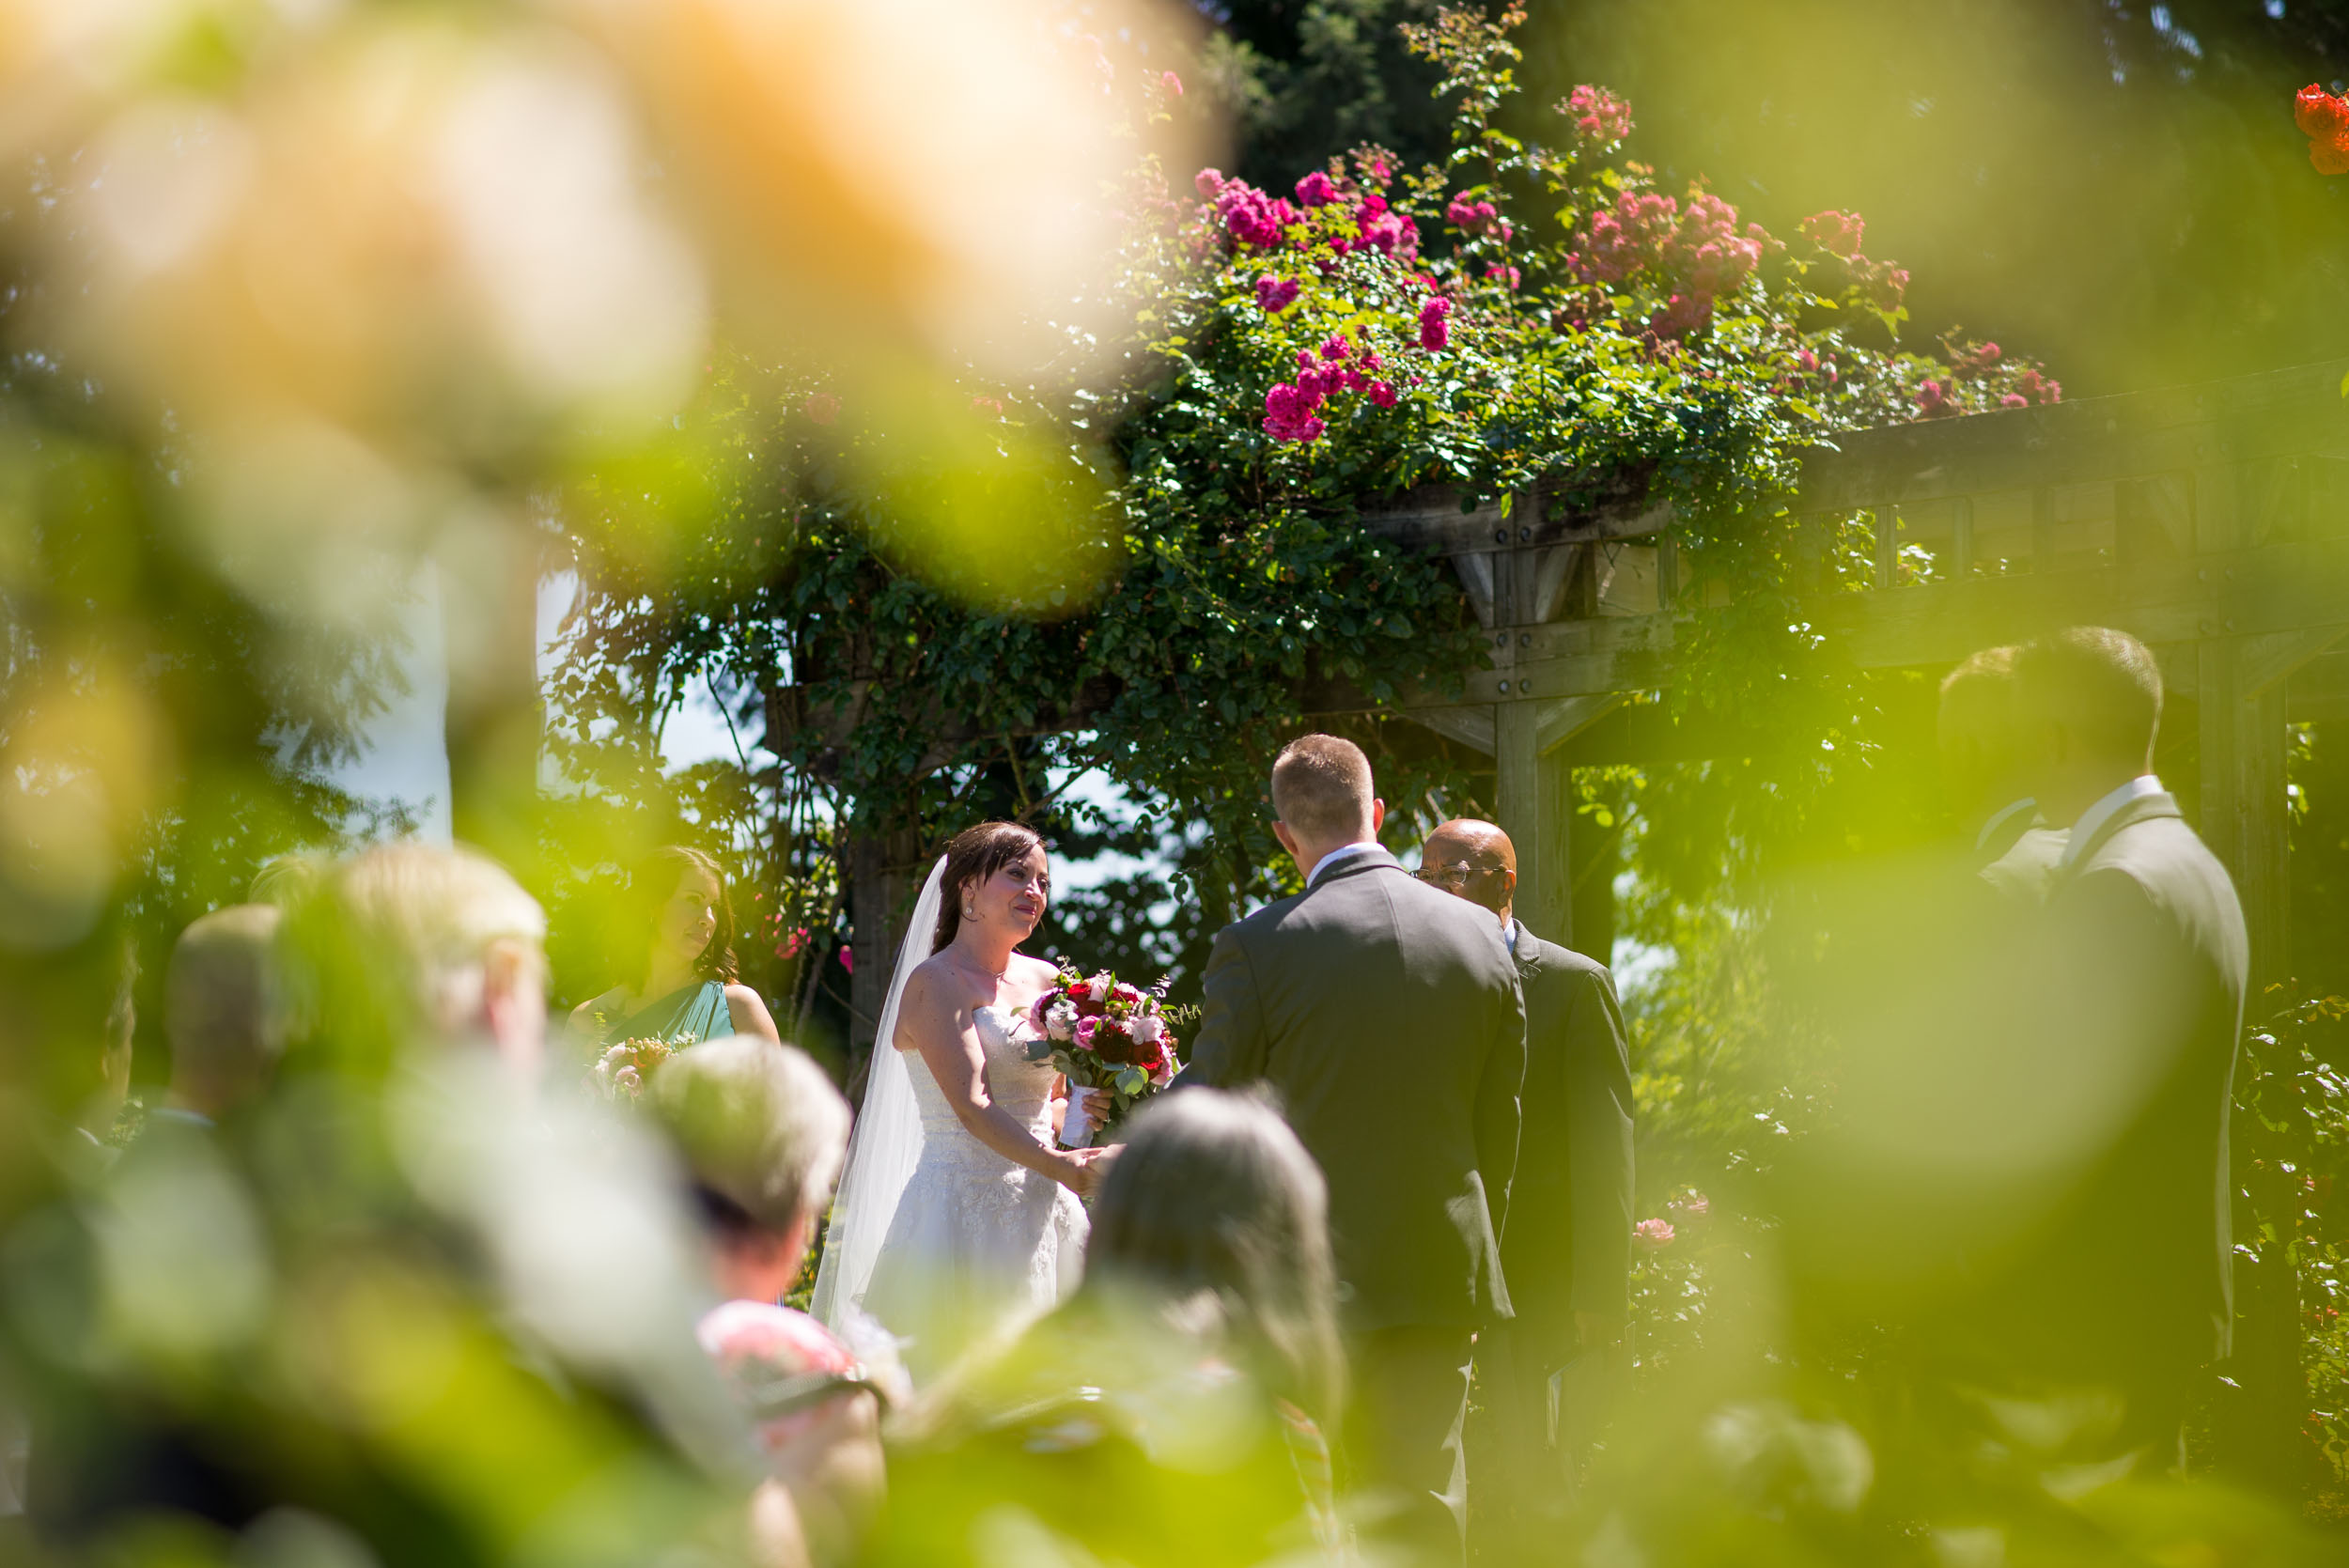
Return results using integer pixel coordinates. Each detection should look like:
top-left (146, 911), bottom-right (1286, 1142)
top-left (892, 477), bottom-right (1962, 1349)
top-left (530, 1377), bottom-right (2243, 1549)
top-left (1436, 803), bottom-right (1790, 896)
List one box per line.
top-left (1057, 1144), bottom-right (1112, 1199)
top-left (1075, 1087), bottom-right (1115, 1126)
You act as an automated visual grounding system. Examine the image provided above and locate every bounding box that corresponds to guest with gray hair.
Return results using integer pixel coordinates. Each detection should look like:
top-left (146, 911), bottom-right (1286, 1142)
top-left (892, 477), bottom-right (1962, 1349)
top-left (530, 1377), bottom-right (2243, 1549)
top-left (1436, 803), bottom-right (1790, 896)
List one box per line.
top-left (650, 1037), bottom-right (883, 1568)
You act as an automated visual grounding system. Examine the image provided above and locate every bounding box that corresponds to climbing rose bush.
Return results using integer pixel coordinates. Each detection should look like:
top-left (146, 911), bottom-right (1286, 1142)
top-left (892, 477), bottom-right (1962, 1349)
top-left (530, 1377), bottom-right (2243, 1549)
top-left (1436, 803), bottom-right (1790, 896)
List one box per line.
top-left (1128, 8), bottom-right (2056, 511)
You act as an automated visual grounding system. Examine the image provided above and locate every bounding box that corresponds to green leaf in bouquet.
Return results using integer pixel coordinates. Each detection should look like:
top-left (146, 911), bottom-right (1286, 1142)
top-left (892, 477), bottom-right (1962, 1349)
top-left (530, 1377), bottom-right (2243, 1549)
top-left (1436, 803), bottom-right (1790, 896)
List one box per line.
top-left (1024, 1037), bottom-right (1055, 1063)
top-left (1114, 1066), bottom-right (1148, 1096)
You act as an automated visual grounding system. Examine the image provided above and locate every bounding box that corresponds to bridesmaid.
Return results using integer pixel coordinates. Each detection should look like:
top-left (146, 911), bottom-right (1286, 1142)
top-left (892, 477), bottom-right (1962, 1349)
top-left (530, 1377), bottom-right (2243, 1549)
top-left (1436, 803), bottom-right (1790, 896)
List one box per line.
top-left (572, 846), bottom-right (783, 1048)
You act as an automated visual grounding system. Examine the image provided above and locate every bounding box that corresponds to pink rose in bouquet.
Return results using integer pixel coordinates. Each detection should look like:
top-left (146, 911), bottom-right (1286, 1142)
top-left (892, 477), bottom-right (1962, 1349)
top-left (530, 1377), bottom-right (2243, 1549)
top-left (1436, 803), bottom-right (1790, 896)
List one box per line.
top-left (591, 1036), bottom-right (676, 1101)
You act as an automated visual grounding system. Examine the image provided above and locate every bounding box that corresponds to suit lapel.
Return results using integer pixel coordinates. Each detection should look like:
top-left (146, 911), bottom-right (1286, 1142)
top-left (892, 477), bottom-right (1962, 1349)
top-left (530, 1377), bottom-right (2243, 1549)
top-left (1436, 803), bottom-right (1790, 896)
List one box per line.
top-left (1511, 922), bottom-right (1544, 980)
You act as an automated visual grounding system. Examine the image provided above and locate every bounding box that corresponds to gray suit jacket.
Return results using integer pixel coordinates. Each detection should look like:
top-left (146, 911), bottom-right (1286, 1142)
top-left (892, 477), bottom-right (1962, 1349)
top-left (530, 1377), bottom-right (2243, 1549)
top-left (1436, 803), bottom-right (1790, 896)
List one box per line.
top-left (1502, 925), bottom-right (1634, 1366)
top-left (1975, 806), bottom-right (2067, 908)
top-left (2028, 790), bottom-right (2248, 1373)
top-left (1187, 846), bottom-right (1527, 1332)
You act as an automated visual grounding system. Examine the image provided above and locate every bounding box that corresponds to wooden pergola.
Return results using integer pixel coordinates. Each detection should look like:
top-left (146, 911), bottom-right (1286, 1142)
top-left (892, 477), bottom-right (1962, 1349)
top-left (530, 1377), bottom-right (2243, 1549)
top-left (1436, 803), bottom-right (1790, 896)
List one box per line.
top-left (775, 356), bottom-right (2349, 1047)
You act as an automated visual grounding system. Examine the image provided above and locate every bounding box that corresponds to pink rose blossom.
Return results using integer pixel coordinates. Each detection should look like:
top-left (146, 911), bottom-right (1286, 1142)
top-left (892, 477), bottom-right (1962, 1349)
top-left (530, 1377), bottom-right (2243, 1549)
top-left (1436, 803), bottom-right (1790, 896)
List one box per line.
top-left (1369, 380), bottom-right (1398, 410)
top-left (1318, 334), bottom-right (1351, 361)
top-left (1194, 167), bottom-right (1227, 199)
top-left (1417, 295), bottom-right (1453, 351)
top-left (1634, 1218), bottom-right (1675, 1248)
top-left (1563, 85), bottom-right (1633, 144)
top-left (837, 943), bottom-right (854, 974)
top-left (2000, 393), bottom-right (2027, 409)
top-left (1255, 274), bottom-right (1301, 313)
top-left (1485, 263), bottom-right (1521, 290)
top-left (1668, 1190), bottom-right (1710, 1219)
top-left (1295, 171), bottom-right (1339, 209)
top-left (1263, 381), bottom-right (1327, 443)
top-left (1799, 209), bottom-right (1866, 259)
top-left (1867, 264), bottom-right (1910, 313)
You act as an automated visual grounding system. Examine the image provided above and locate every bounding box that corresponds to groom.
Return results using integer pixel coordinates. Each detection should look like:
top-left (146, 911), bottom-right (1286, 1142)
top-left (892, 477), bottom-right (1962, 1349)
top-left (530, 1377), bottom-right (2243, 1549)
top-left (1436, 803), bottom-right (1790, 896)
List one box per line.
top-left (1188, 735), bottom-right (1526, 1562)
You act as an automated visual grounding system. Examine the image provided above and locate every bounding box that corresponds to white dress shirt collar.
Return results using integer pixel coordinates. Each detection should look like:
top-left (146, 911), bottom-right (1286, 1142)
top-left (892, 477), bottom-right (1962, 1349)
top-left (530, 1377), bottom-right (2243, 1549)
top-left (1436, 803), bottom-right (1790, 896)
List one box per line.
top-left (2059, 774), bottom-right (2164, 868)
top-left (1306, 841), bottom-right (1383, 888)
top-left (1974, 796), bottom-right (2038, 854)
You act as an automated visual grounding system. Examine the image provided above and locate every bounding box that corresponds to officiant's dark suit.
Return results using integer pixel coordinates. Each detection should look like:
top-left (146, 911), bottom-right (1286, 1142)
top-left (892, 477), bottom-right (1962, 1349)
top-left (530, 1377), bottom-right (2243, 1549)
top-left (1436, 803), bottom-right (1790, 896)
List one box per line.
top-left (1189, 839), bottom-right (1524, 1560)
top-left (1497, 923), bottom-right (1634, 1376)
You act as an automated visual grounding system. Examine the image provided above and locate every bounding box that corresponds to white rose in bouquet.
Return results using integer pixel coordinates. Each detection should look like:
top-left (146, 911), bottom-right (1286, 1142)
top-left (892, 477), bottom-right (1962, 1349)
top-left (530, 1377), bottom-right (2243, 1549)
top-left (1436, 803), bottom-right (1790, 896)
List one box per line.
top-left (1129, 1013), bottom-right (1163, 1046)
top-left (1046, 999), bottom-right (1080, 1042)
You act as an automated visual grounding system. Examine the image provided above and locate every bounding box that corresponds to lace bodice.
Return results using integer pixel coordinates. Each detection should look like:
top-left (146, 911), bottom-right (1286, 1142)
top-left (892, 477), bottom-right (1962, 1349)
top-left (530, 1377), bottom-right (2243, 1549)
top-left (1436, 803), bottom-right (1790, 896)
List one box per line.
top-left (902, 1003), bottom-right (1061, 1141)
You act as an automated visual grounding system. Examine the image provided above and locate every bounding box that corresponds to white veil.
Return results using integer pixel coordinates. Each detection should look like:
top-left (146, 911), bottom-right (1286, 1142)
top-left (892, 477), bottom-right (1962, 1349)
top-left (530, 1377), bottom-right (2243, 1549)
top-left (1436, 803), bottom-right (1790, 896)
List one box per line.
top-left (810, 854), bottom-right (946, 1333)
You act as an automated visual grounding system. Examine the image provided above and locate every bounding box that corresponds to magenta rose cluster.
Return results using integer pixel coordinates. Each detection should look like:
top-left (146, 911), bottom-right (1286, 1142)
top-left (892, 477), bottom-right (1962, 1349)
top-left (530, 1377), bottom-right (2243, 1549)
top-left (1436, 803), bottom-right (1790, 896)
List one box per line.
top-left (1561, 84), bottom-right (1633, 145)
top-left (1197, 166), bottom-right (1423, 262)
top-left (1568, 189), bottom-right (1766, 343)
top-left (1263, 333), bottom-right (1398, 442)
top-left (1914, 341), bottom-right (2061, 416)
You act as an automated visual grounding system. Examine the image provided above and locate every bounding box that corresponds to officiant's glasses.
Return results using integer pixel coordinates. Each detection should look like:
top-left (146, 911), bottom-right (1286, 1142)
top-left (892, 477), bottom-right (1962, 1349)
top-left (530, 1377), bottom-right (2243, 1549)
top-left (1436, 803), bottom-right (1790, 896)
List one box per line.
top-left (1418, 858), bottom-right (1504, 890)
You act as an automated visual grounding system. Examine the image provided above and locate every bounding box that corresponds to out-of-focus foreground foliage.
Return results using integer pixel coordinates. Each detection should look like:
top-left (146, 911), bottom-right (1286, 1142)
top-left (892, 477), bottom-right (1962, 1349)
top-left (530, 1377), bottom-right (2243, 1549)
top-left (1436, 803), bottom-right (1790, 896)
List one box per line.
top-left (0, 1), bottom-right (1199, 1564)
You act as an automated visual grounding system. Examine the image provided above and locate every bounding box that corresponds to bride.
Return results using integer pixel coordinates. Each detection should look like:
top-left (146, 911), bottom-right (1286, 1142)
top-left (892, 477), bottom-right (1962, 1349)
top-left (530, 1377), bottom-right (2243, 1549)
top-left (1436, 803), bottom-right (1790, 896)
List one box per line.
top-left (812, 822), bottom-right (1112, 1382)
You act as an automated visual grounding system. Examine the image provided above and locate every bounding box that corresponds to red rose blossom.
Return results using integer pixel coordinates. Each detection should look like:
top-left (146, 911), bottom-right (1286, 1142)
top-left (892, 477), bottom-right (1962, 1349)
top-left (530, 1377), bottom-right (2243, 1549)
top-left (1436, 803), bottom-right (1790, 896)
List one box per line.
top-left (2297, 84), bottom-right (2349, 139)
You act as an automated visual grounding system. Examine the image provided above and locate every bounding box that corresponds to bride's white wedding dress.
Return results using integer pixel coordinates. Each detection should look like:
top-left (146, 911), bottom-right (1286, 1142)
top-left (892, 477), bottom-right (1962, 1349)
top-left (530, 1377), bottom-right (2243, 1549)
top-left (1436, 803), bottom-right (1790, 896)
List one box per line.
top-left (859, 1005), bottom-right (1089, 1379)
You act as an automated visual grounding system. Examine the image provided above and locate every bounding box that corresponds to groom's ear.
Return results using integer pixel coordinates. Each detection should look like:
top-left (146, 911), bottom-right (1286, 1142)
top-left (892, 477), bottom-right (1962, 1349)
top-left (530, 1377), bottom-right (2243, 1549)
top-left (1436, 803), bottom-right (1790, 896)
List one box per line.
top-left (1271, 820), bottom-right (1299, 860)
top-left (1370, 799), bottom-right (1387, 835)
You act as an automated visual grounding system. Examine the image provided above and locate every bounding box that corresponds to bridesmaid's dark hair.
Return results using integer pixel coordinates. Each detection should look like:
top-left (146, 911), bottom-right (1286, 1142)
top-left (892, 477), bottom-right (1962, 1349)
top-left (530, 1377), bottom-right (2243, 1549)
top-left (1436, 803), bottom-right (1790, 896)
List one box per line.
top-left (637, 845), bottom-right (739, 983)
top-left (934, 822), bottom-right (1046, 950)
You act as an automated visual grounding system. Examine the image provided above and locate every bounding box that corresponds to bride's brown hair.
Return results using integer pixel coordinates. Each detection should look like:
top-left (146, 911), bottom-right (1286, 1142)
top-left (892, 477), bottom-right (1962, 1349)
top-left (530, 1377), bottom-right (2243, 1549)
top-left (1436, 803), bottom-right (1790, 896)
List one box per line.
top-left (934, 822), bottom-right (1047, 950)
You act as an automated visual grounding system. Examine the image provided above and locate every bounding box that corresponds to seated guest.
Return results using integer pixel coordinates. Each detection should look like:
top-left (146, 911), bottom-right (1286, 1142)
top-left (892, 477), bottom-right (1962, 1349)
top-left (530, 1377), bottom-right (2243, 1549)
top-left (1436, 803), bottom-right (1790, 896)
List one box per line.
top-left (158, 904), bottom-right (283, 1127)
top-left (572, 846), bottom-right (782, 1049)
top-left (874, 1088), bottom-right (1346, 1568)
top-left (649, 1037), bottom-right (886, 1568)
top-left (31, 844), bottom-right (759, 1559)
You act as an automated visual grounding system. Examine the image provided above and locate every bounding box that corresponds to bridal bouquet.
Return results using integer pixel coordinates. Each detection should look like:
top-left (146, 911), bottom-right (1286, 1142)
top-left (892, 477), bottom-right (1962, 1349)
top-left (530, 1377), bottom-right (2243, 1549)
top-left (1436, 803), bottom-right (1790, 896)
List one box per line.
top-left (1025, 962), bottom-right (1182, 1148)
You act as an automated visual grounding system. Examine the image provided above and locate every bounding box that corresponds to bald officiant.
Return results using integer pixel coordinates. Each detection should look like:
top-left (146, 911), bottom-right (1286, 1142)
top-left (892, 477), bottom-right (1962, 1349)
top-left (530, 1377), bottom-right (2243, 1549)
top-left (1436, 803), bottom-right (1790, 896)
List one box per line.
top-left (1419, 819), bottom-right (1633, 1521)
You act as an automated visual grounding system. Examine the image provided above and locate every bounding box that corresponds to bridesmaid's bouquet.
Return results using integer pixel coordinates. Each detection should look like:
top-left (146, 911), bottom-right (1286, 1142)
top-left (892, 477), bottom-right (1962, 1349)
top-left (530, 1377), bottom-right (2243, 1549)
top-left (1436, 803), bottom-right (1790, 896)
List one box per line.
top-left (591, 1036), bottom-right (682, 1101)
top-left (1025, 961), bottom-right (1182, 1148)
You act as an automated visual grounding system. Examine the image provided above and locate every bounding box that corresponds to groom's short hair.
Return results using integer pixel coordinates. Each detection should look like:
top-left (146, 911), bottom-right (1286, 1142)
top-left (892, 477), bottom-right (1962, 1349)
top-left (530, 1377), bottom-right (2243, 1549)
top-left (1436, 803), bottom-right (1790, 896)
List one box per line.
top-left (1272, 734), bottom-right (1375, 841)
top-left (2016, 626), bottom-right (2162, 769)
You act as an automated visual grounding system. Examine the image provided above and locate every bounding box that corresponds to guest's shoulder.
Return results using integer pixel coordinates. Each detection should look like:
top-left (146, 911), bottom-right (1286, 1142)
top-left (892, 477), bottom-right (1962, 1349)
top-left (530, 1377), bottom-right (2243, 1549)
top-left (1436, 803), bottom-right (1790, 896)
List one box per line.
top-left (697, 1298), bottom-right (859, 1377)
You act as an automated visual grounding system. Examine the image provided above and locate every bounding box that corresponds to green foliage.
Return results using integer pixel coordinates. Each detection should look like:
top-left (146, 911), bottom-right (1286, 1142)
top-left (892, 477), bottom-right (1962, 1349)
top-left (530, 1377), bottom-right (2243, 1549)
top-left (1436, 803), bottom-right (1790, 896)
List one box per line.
top-left (2236, 990), bottom-right (2349, 1480)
